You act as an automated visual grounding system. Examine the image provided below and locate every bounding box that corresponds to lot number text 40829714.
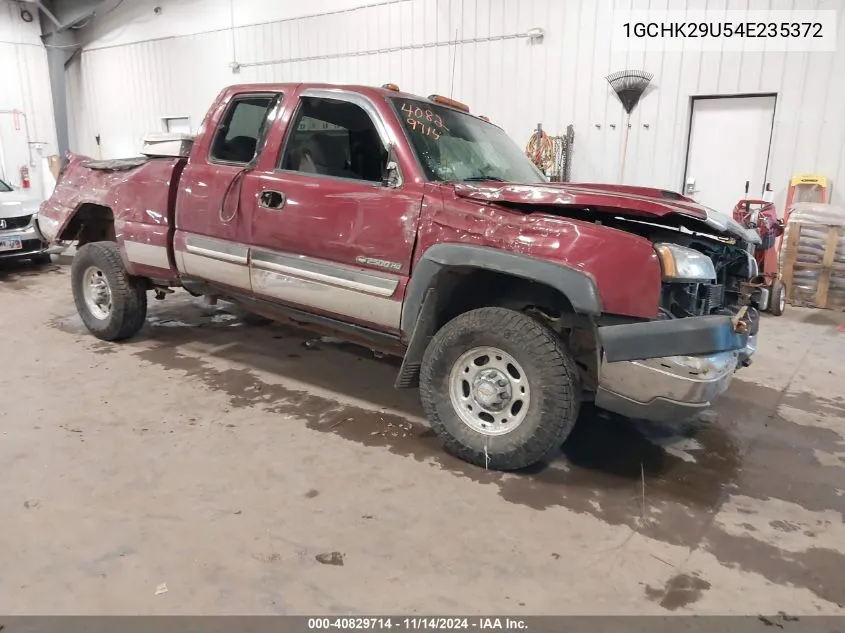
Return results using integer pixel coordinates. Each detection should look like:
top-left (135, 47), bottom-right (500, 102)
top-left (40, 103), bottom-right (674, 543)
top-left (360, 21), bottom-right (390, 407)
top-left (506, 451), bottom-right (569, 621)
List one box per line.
top-left (307, 618), bottom-right (528, 631)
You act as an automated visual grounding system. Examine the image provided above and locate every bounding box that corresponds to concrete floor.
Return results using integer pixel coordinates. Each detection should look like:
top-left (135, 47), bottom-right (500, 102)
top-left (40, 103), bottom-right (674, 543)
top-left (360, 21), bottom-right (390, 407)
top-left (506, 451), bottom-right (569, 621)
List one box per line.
top-left (2, 255), bottom-right (845, 615)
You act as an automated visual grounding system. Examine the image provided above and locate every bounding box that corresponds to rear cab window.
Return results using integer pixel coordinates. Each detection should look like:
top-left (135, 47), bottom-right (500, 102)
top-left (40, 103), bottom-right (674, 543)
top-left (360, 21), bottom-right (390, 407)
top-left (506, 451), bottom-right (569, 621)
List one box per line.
top-left (209, 94), bottom-right (280, 165)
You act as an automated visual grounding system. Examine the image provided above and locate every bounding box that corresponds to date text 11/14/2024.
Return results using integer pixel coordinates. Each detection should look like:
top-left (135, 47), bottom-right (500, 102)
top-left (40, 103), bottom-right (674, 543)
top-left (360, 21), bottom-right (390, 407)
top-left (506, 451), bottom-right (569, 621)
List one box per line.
top-left (308, 618), bottom-right (528, 631)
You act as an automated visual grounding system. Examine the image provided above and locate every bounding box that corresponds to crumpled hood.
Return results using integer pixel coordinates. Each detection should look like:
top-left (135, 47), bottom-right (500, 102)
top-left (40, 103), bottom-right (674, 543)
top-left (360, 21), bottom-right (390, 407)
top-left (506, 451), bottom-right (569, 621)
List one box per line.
top-left (452, 182), bottom-right (761, 245)
top-left (0, 190), bottom-right (40, 219)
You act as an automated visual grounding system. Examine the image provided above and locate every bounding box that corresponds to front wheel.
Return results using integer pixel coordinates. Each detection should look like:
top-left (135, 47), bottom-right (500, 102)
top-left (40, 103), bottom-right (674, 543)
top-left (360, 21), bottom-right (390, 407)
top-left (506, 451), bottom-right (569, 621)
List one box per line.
top-left (419, 307), bottom-right (581, 471)
top-left (769, 280), bottom-right (786, 316)
top-left (71, 241), bottom-right (148, 341)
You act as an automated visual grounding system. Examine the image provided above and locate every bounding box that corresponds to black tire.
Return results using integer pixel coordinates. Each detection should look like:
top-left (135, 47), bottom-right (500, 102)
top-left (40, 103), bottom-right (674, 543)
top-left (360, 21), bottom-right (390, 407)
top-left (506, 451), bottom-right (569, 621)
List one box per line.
top-left (770, 280), bottom-right (786, 316)
top-left (419, 307), bottom-right (581, 471)
top-left (71, 241), bottom-right (148, 341)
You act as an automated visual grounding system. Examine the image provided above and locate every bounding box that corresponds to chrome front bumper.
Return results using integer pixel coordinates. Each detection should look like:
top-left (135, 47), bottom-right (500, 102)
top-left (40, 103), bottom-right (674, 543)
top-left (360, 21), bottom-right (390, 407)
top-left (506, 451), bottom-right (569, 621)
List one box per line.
top-left (595, 335), bottom-right (756, 423)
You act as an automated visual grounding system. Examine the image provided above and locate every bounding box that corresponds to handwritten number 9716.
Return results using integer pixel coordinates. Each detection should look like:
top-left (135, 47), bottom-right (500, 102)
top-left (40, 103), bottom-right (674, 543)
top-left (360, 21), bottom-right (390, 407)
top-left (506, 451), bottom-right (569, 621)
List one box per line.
top-left (407, 118), bottom-right (441, 139)
top-left (401, 103), bottom-right (447, 139)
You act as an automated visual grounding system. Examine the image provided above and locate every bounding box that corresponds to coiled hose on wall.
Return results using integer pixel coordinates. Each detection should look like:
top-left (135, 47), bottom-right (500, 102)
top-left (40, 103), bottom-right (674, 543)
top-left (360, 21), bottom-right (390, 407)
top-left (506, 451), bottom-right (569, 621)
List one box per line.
top-left (525, 128), bottom-right (554, 173)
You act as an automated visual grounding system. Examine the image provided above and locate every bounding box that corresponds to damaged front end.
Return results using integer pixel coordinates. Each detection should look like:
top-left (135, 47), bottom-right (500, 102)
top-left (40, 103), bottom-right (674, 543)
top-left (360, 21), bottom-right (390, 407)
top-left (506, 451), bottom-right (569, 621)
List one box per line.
top-left (454, 182), bottom-right (760, 422)
top-left (590, 212), bottom-right (758, 422)
top-left (593, 225), bottom-right (758, 423)
top-left (649, 227), bottom-right (760, 367)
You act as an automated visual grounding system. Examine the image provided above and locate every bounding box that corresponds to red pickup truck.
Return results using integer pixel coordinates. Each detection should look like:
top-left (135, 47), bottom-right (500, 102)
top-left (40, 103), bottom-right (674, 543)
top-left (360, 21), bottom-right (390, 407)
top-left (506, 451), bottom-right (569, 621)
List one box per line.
top-left (37, 82), bottom-right (761, 470)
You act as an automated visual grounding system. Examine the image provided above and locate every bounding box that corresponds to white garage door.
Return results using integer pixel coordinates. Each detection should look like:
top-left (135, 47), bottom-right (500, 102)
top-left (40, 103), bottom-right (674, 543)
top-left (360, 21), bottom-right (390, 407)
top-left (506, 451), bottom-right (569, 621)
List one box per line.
top-left (683, 95), bottom-right (776, 215)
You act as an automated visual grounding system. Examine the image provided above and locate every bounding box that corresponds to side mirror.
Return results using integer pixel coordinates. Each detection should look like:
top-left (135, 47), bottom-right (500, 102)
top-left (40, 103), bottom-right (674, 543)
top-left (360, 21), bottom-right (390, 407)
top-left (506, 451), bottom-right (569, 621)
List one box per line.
top-left (381, 144), bottom-right (403, 189)
top-left (382, 161), bottom-right (401, 189)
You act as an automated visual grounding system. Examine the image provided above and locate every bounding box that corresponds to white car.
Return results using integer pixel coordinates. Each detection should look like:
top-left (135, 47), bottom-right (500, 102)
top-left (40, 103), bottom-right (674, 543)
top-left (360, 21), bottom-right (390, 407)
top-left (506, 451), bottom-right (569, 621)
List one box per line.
top-left (0, 177), bottom-right (51, 263)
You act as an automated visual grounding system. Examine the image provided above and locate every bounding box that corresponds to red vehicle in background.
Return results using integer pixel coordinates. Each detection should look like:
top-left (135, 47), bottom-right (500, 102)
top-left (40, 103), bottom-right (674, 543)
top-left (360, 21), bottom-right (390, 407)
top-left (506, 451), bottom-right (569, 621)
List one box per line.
top-left (36, 83), bottom-right (761, 471)
top-left (731, 189), bottom-right (786, 316)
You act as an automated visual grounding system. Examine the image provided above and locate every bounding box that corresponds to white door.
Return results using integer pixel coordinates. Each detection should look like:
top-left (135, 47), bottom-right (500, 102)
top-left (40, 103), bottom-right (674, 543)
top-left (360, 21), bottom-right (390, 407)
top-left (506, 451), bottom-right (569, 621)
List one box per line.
top-left (684, 95), bottom-right (776, 214)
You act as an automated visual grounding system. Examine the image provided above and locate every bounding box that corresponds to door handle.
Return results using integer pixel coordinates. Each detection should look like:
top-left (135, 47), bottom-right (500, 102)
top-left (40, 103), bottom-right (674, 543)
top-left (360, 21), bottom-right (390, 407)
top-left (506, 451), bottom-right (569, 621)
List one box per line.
top-left (259, 190), bottom-right (286, 210)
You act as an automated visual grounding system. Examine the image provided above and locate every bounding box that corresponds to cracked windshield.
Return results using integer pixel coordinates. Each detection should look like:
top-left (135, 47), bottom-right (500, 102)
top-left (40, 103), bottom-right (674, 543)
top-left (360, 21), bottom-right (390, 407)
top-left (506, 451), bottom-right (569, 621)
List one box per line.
top-left (392, 98), bottom-right (545, 184)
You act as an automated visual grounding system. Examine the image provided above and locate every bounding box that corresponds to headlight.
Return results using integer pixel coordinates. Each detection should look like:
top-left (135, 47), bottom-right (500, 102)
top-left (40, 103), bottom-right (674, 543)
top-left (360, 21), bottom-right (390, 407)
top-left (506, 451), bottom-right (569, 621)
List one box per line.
top-left (654, 243), bottom-right (716, 282)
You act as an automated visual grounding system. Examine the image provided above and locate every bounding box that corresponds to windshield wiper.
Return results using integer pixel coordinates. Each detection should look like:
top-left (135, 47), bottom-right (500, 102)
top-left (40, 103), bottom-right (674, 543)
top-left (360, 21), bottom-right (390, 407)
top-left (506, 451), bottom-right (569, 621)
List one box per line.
top-left (462, 176), bottom-right (507, 182)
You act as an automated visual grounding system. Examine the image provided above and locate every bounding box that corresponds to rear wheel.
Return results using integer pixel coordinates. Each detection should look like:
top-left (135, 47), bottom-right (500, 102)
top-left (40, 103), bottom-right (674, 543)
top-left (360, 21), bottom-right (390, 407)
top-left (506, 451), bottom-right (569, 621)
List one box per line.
top-left (770, 280), bottom-right (786, 316)
top-left (71, 241), bottom-right (148, 341)
top-left (419, 307), bottom-right (581, 470)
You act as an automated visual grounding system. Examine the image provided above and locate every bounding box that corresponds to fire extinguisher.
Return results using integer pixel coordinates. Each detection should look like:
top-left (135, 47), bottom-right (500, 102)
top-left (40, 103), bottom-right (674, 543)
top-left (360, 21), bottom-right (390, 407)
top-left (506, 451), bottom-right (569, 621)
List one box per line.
top-left (20, 165), bottom-right (30, 189)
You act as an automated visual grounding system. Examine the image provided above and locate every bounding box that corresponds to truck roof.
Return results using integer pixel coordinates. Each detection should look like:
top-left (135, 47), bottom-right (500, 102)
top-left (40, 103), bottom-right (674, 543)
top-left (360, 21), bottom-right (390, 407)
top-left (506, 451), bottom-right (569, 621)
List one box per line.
top-left (221, 82), bottom-right (480, 116)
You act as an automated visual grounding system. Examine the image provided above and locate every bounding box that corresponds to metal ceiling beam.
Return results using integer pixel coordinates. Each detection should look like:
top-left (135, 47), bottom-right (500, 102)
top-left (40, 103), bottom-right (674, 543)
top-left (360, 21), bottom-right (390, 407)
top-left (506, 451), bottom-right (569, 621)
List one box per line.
top-left (35, 0), bottom-right (112, 157)
top-left (35, 0), bottom-right (111, 33)
top-left (34, 1), bottom-right (62, 28)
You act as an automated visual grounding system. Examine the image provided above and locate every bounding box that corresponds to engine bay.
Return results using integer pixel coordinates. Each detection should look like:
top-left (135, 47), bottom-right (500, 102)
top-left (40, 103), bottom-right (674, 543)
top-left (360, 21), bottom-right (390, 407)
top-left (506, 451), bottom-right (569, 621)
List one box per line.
top-left (602, 216), bottom-right (755, 319)
top-left (543, 207), bottom-right (756, 319)
top-left (653, 232), bottom-right (753, 318)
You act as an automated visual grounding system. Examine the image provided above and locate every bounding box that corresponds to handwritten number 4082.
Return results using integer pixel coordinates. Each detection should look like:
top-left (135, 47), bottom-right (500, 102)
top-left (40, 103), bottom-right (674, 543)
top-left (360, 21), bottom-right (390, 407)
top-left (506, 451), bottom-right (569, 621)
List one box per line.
top-left (402, 103), bottom-right (446, 140)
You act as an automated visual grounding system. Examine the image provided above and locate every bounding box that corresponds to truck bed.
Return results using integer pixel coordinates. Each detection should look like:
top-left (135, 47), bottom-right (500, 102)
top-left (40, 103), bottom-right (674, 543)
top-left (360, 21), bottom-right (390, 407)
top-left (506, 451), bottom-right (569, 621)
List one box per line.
top-left (38, 152), bottom-right (187, 281)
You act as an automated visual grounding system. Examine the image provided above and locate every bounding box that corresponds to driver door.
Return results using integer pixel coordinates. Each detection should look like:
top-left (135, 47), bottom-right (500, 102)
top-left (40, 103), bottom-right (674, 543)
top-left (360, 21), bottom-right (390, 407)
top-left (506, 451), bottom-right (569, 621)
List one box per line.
top-left (240, 89), bottom-right (425, 333)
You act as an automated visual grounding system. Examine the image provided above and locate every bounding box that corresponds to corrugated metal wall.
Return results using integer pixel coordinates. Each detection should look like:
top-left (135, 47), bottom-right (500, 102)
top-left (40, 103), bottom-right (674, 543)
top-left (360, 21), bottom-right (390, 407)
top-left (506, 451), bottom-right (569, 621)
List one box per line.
top-left (69, 0), bottom-right (845, 206)
top-left (0, 1), bottom-right (57, 195)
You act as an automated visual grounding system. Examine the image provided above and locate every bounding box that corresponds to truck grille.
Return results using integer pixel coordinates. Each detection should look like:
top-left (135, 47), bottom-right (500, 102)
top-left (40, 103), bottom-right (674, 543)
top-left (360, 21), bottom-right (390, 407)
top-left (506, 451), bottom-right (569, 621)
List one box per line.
top-left (0, 214), bottom-right (32, 230)
top-left (704, 283), bottom-right (725, 312)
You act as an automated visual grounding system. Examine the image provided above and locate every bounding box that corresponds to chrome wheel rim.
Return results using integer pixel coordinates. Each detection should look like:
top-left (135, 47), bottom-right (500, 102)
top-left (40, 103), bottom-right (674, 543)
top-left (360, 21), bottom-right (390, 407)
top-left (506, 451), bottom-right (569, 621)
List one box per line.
top-left (448, 346), bottom-right (530, 436)
top-left (82, 266), bottom-right (112, 320)
top-left (779, 289), bottom-right (786, 312)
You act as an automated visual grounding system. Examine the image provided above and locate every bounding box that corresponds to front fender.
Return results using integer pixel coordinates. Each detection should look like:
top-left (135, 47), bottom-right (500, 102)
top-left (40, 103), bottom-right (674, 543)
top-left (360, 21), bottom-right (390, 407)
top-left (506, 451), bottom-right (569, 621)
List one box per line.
top-left (401, 243), bottom-right (602, 335)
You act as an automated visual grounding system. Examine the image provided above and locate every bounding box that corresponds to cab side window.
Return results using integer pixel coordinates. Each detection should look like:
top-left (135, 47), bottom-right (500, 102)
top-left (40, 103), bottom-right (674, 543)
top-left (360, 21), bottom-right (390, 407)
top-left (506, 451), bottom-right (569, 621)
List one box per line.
top-left (210, 95), bottom-right (276, 164)
top-left (280, 96), bottom-right (387, 182)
